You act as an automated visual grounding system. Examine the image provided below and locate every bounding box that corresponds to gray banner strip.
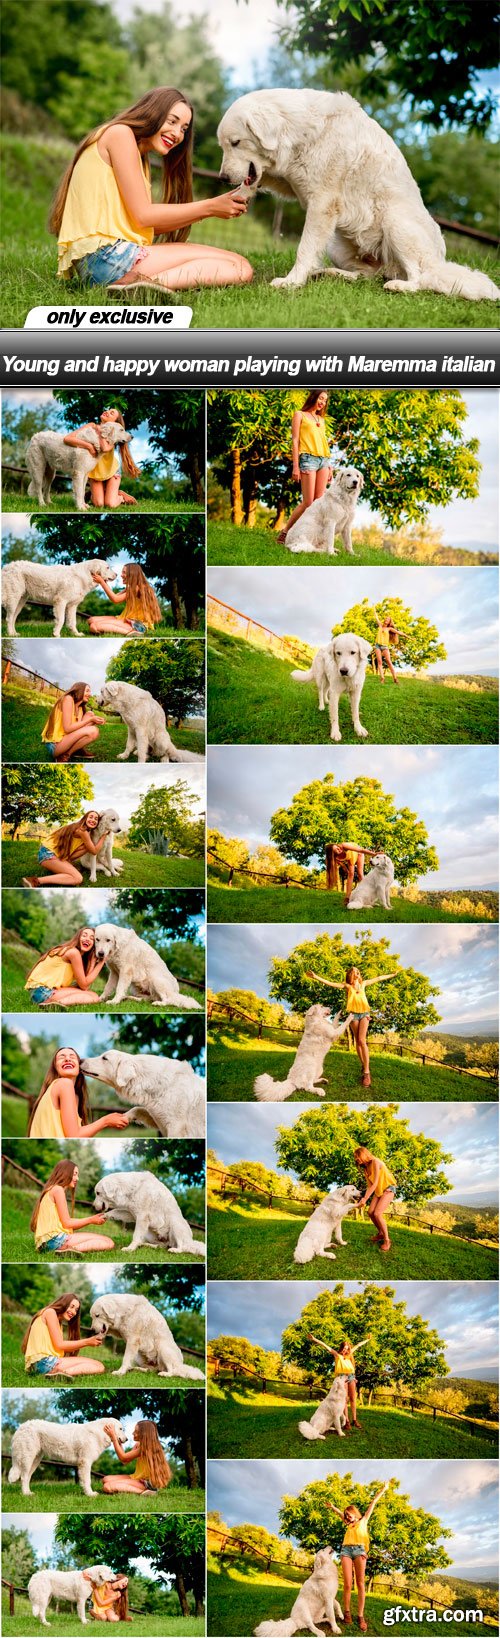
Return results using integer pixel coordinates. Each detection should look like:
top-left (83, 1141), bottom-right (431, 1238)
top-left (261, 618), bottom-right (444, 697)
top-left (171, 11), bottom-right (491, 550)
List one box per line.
top-left (1, 329), bottom-right (498, 387)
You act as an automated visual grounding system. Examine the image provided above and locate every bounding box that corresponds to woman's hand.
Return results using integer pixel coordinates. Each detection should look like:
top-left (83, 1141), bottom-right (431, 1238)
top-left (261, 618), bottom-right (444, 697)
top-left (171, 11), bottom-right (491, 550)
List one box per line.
top-left (292, 465), bottom-right (300, 481)
top-left (91, 1213), bottom-right (108, 1225)
top-left (86, 1334), bottom-right (104, 1347)
top-left (106, 1112), bottom-right (131, 1130)
top-left (210, 190), bottom-right (248, 219)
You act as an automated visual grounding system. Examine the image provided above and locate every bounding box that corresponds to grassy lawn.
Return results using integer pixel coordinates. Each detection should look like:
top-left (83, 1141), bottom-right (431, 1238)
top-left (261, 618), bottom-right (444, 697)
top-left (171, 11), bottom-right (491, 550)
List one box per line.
top-left (2, 492), bottom-right (200, 515)
top-left (207, 880), bottom-right (497, 924)
top-left (207, 520), bottom-right (499, 568)
top-left (3, 1476), bottom-right (205, 1514)
top-left (207, 1385), bottom-right (497, 1460)
top-left (207, 1202), bottom-right (498, 1281)
top-left (1, 1092), bottom-right (156, 1140)
top-left (2, 1596), bottom-right (204, 1638)
top-left (1, 933), bottom-right (204, 1015)
top-left (2, 1185), bottom-right (206, 1265)
top-left (207, 631), bottom-right (498, 745)
top-left (2, 1313), bottom-right (205, 1390)
top-left (2, 840), bottom-right (205, 890)
top-left (2, 690), bottom-right (205, 763)
top-left (207, 1566), bottom-right (499, 1638)
top-left (207, 1029), bottom-right (496, 1103)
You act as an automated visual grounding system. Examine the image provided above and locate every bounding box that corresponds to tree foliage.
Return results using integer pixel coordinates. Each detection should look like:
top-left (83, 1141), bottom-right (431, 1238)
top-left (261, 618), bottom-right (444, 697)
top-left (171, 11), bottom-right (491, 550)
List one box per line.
top-left (270, 773), bottom-right (439, 885)
top-left (332, 597), bottom-right (447, 671)
top-left (128, 781), bottom-right (204, 858)
top-left (281, 1282), bottom-right (448, 1391)
top-left (54, 1513), bottom-right (205, 1614)
top-left (275, 1103), bottom-right (452, 1205)
top-left (52, 390), bottom-right (205, 503)
top-left (32, 514), bottom-right (205, 631)
top-left (279, 1473), bottom-right (452, 1582)
top-left (268, 929), bottom-right (440, 1036)
top-left (3, 763), bottom-right (93, 838)
top-left (105, 637), bottom-right (204, 722)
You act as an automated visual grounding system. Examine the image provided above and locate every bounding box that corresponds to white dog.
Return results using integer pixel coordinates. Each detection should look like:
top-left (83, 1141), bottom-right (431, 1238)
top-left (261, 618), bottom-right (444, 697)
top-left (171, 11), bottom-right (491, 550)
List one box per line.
top-left (299, 1377), bottom-right (349, 1442)
top-left (78, 809), bottom-right (123, 881)
top-left (9, 1417), bottom-right (125, 1498)
top-left (94, 1170), bottom-right (205, 1255)
top-left (294, 1186), bottom-right (361, 1265)
top-left (292, 632), bottom-right (372, 741)
top-left (254, 1005), bottom-right (351, 1102)
top-left (285, 470), bottom-right (364, 557)
top-left (26, 422), bottom-right (131, 510)
top-left (347, 852), bottom-right (395, 911)
top-left (81, 1048), bottom-right (205, 1137)
top-left (218, 88), bottom-right (500, 301)
top-left (1, 558), bottom-right (115, 638)
top-left (27, 1565), bottom-right (114, 1627)
top-left (90, 1293), bottom-right (205, 1380)
top-left (93, 923), bottom-right (202, 1009)
top-left (254, 1547), bottom-right (344, 1637)
top-left (97, 680), bottom-right (204, 763)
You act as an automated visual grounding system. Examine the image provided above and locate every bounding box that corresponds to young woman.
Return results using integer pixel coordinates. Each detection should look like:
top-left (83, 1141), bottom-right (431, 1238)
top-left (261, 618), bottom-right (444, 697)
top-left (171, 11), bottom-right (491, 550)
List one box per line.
top-left (25, 927), bottom-right (110, 1010)
top-left (22, 1294), bottom-right (105, 1378)
top-left (305, 964), bottom-right (399, 1088)
top-left (88, 562), bottom-right (162, 636)
top-left (91, 1578), bottom-right (130, 1623)
top-left (372, 609), bottom-right (401, 684)
top-left (63, 406), bottom-right (140, 510)
top-left (41, 682), bottom-right (105, 763)
top-left (354, 1145), bottom-right (397, 1254)
top-left (307, 1332), bottom-right (372, 1430)
top-left (102, 1419), bottom-right (173, 1495)
top-left (50, 87), bottom-right (253, 293)
top-left (26, 1047), bottom-right (130, 1138)
top-left (326, 1482), bottom-right (389, 1631)
top-left (277, 391), bottom-right (332, 543)
top-left (31, 1160), bottom-right (115, 1254)
top-left (22, 810), bottom-right (111, 889)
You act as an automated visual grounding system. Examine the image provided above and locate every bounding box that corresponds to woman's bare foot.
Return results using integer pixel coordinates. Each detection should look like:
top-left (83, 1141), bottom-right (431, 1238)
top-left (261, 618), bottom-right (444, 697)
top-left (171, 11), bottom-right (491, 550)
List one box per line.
top-left (379, 1240), bottom-right (392, 1253)
top-left (117, 490), bottom-right (137, 505)
top-left (22, 875), bottom-right (40, 888)
top-left (370, 1233), bottom-right (383, 1243)
top-left (361, 1071), bottom-right (371, 1087)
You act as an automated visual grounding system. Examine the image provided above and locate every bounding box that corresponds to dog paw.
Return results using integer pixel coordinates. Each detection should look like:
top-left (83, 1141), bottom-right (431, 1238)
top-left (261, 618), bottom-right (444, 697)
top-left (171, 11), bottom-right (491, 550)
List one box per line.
top-left (330, 730), bottom-right (342, 742)
top-left (356, 726), bottom-right (369, 739)
top-left (271, 274), bottom-right (303, 289)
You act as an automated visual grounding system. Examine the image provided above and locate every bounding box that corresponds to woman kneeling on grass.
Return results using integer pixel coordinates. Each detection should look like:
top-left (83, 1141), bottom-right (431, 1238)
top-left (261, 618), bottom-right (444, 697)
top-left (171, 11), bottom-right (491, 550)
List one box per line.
top-left (41, 682), bottom-right (106, 763)
top-left (102, 1418), bottom-right (173, 1495)
top-left (326, 1481), bottom-right (389, 1631)
top-left (51, 86), bottom-right (253, 294)
top-left (23, 810), bottom-right (111, 890)
top-left (64, 406), bottom-right (139, 510)
top-left (307, 1331), bottom-right (372, 1430)
top-left (26, 1046), bottom-right (130, 1138)
top-left (23, 1293), bottom-right (105, 1378)
top-left (88, 562), bottom-right (162, 636)
top-left (355, 1145), bottom-right (397, 1254)
top-left (25, 926), bottom-right (110, 1011)
top-left (91, 1577), bottom-right (130, 1623)
top-left (305, 964), bottom-right (399, 1089)
top-left (31, 1160), bottom-right (114, 1255)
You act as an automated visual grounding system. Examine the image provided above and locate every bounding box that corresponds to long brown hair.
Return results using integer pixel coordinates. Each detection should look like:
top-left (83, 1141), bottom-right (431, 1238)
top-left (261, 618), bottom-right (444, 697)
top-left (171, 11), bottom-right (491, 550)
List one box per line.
top-left (22, 1292), bottom-right (81, 1355)
top-left (301, 391), bottom-right (329, 415)
top-left (49, 87), bottom-right (194, 242)
top-left (122, 563), bottom-right (162, 627)
top-left (43, 682), bottom-right (87, 741)
top-left (116, 1584), bottom-right (130, 1621)
top-left (103, 408), bottom-right (141, 481)
top-left (50, 811), bottom-right (103, 863)
top-left (30, 1160), bottom-right (77, 1233)
top-left (26, 928), bottom-right (96, 986)
top-left (27, 1045), bottom-right (91, 1136)
top-left (136, 1421), bottom-right (173, 1490)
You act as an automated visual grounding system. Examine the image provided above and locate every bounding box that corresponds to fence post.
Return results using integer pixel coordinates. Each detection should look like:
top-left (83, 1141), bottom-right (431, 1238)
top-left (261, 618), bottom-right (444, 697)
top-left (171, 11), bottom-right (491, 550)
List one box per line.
top-left (9, 1584), bottom-right (14, 1616)
top-left (258, 1021), bottom-right (263, 1038)
top-left (227, 867), bottom-right (234, 887)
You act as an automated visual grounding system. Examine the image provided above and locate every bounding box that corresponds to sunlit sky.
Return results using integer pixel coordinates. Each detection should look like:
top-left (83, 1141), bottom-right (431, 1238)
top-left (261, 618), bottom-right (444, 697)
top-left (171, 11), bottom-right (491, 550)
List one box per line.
top-left (1, 514), bottom-right (164, 598)
top-left (1, 886), bottom-right (206, 937)
top-left (2, 390), bottom-right (177, 475)
top-left (208, 744), bottom-right (499, 891)
top-left (4, 637), bottom-right (205, 722)
top-left (207, 1460), bottom-right (499, 1580)
top-left (207, 1100), bottom-right (499, 1205)
top-left (207, 1279), bottom-right (499, 1381)
top-left (207, 922), bottom-right (499, 1034)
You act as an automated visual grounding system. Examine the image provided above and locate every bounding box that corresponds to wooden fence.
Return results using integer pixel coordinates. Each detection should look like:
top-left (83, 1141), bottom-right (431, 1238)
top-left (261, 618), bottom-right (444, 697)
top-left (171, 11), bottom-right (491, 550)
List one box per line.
top-left (207, 999), bottom-right (498, 1082)
top-left (208, 595), bottom-right (313, 665)
top-left (208, 1163), bottom-right (497, 1248)
top-left (2, 659), bottom-right (59, 696)
top-left (1, 1152), bottom-right (205, 1237)
top-left (1, 1577), bottom-right (146, 1619)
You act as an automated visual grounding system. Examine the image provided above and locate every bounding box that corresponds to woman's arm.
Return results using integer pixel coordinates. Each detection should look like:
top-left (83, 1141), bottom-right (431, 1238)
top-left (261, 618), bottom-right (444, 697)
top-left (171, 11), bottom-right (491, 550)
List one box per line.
top-left (57, 1079), bottom-right (130, 1137)
top-left (351, 1335), bottom-right (372, 1354)
top-left (291, 411), bottom-right (302, 476)
top-left (77, 828), bottom-right (109, 857)
top-left (358, 1160), bottom-right (380, 1207)
top-left (90, 574), bottom-right (127, 605)
top-left (304, 969), bottom-right (344, 990)
top-left (50, 1185), bottom-right (107, 1231)
top-left (65, 948), bottom-right (105, 990)
top-left (44, 1309), bottom-right (102, 1354)
top-left (324, 1503), bottom-right (345, 1520)
top-left (103, 1425), bottom-right (139, 1464)
top-left (103, 125), bottom-right (248, 231)
top-left (364, 972), bottom-right (399, 988)
top-left (363, 1482), bottom-right (389, 1522)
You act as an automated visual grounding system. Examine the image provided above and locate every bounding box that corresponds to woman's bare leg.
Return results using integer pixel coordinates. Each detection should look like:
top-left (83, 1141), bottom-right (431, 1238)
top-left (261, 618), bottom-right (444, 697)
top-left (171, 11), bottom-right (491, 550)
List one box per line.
top-left (90, 480), bottom-right (105, 507)
top-left (41, 986), bottom-right (100, 1006)
top-left (30, 857), bottom-right (83, 887)
top-left (54, 725), bottom-right (99, 760)
top-left (348, 1379), bottom-right (361, 1427)
top-left (55, 1233), bottom-right (115, 1252)
top-left (356, 1017), bottom-right (370, 1076)
top-left (353, 1557), bottom-right (367, 1623)
top-left (372, 1188), bottom-right (393, 1251)
top-left (114, 241), bottom-right (253, 290)
top-left (50, 1358), bottom-right (105, 1375)
top-left (88, 616), bottom-right (135, 635)
top-left (101, 474), bottom-right (125, 510)
top-left (281, 471), bottom-right (316, 537)
top-left (313, 466), bottom-right (330, 500)
top-left (375, 649), bottom-right (385, 679)
top-left (382, 647), bottom-right (399, 683)
top-left (341, 1557), bottom-right (353, 1618)
top-left (102, 1476), bottom-right (146, 1494)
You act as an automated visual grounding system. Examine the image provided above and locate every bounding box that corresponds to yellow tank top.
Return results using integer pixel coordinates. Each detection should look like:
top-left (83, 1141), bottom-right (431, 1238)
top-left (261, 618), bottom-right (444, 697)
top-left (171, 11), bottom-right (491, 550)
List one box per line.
top-left (298, 413), bottom-right (330, 458)
top-left (376, 624), bottom-right (391, 646)
top-left (26, 953), bottom-right (75, 992)
top-left (346, 980), bottom-right (370, 1015)
top-left (57, 137), bottom-right (154, 277)
top-left (335, 1351), bottom-right (356, 1376)
top-left (88, 448), bottom-right (120, 481)
top-left (344, 848), bottom-right (359, 866)
top-left (343, 1518), bottom-right (370, 1551)
top-left (42, 696), bottom-right (80, 745)
top-left (34, 1190), bottom-right (71, 1248)
top-left (29, 1084), bottom-right (81, 1140)
top-left (134, 1453), bottom-right (152, 1481)
top-left (366, 1157), bottom-right (396, 1198)
top-left (25, 1312), bottom-right (64, 1371)
top-left (123, 595), bottom-right (154, 629)
top-left (92, 1585), bottom-right (117, 1613)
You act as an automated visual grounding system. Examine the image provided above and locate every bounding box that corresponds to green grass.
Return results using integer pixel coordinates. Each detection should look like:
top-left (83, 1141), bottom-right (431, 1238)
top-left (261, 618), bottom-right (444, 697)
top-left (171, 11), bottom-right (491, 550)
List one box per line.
top-left (1, 616), bottom-right (193, 639)
top-left (1, 933), bottom-right (204, 1015)
top-left (207, 880), bottom-right (497, 924)
top-left (207, 1028), bottom-right (496, 1103)
top-left (2, 1312), bottom-right (205, 1391)
top-left (207, 1201), bottom-right (498, 1281)
top-left (207, 630), bottom-right (498, 745)
top-left (1, 1093), bottom-right (153, 1140)
top-left (2, 492), bottom-right (199, 515)
top-left (2, 1185), bottom-right (206, 1265)
top-left (1, 690), bottom-right (205, 763)
top-left (2, 1475), bottom-right (205, 1514)
top-left (207, 1385), bottom-right (497, 1459)
top-left (207, 520), bottom-right (499, 568)
top-left (2, 1596), bottom-right (203, 1638)
top-left (207, 1566), bottom-right (498, 1638)
top-left (2, 840), bottom-right (205, 890)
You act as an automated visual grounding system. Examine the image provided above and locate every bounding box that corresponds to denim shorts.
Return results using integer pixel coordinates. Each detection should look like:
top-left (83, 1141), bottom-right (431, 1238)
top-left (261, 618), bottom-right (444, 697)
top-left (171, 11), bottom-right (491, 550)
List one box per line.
top-left (30, 984), bottom-right (56, 1006)
top-left (341, 1545), bottom-right (367, 1561)
top-left (38, 844), bottom-right (56, 863)
top-left (45, 742), bottom-right (56, 760)
top-left (74, 240), bottom-right (149, 287)
top-left (128, 621), bottom-right (147, 634)
top-left (299, 454), bottom-right (330, 472)
top-left (38, 1234), bottom-right (68, 1252)
top-left (27, 1356), bottom-right (60, 1375)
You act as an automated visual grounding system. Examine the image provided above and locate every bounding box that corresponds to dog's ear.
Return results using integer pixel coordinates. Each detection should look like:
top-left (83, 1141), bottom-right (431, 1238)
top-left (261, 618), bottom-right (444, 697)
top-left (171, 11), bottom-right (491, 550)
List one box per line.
top-left (244, 109), bottom-right (280, 158)
top-left (357, 636), bottom-right (372, 660)
top-left (115, 1058), bottom-right (135, 1090)
top-left (357, 472), bottom-right (364, 491)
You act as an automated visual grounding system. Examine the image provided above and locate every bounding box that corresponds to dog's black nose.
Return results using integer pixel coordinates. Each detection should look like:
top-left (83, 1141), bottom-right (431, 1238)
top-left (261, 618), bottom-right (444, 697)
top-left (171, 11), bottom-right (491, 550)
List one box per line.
top-left (340, 667), bottom-right (349, 675)
top-left (219, 172), bottom-right (230, 184)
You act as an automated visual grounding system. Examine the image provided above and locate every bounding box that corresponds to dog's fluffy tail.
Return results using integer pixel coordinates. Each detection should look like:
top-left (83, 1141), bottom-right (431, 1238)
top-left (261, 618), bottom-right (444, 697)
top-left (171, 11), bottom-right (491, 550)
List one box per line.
top-left (254, 1072), bottom-right (294, 1102)
top-left (177, 1363), bottom-right (205, 1380)
top-left (416, 260), bottom-right (500, 301)
top-left (254, 1622), bottom-right (297, 1637)
top-left (291, 666), bottom-right (314, 684)
top-left (298, 1420), bottom-right (322, 1441)
top-left (7, 1460), bottom-right (20, 1483)
top-left (161, 741), bottom-right (205, 762)
top-left (188, 1238), bottom-right (206, 1255)
top-left (293, 1241), bottom-right (313, 1265)
top-left (176, 993), bottom-right (203, 1010)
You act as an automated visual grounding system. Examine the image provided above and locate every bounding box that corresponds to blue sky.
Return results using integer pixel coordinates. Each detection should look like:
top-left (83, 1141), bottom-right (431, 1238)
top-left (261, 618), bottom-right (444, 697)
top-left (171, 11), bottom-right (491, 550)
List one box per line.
top-left (208, 566), bottom-right (499, 676)
top-left (207, 1100), bottom-right (499, 1206)
top-left (2, 761), bottom-right (205, 829)
top-left (207, 1279), bottom-right (499, 1381)
top-left (2, 1011), bottom-right (206, 1068)
top-left (1, 887), bottom-right (206, 939)
top-left (5, 639), bottom-right (205, 722)
top-left (207, 1459), bottom-right (499, 1580)
top-left (208, 744), bottom-right (499, 891)
top-left (207, 922), bottom-right (499, 1034)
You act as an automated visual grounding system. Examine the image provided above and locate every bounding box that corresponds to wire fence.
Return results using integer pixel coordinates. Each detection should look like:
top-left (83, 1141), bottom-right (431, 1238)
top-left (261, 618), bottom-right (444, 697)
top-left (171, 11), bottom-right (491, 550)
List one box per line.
top-left (207, 999), bottom-right (498, 1082)
top-left (208, 1163), bottom-right (498, 1248)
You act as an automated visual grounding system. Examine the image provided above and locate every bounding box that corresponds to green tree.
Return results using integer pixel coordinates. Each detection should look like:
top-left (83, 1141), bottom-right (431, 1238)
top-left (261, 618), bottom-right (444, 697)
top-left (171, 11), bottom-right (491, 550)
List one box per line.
top-left (332, 597), bottom-right (447, 671)
top-left (275, 1104), bottom-right (452, 1205)
top-left (128, 781), bottom-right (204, 857)
top-left (55, 1515), bottom-right (205, 1616)
top-left (268, 930), bottom-right (440, 1036)
top-left (57, 1386), bottom-right (204, 1488)
top-left (2, 1525), bottom-right (38, 1585)
top-left (52, 390), bottom-right (205, 505)
top-left (128, 3), bottom-right (229, 173)
top-left (1, 890), bottom-right (50, 949)
top-left (33, 514), bottom-right (205, 631)
top-left (1, 0), bottom-right (125, 127)
top-left (207, 829), bottom-right (250, 874)
top-left (270, 773), bottom-right (439, 886)
top-left (111, 1012), bottom-right (205, 1071)
top-left (279, 1474), bottom-right (452, 1582)
top-left (3, 764), bottom-right (93, 839)
top-left (105, 638), bottom-right (204, 723)
top-left (281, 1283), bottom-right (448, 1393)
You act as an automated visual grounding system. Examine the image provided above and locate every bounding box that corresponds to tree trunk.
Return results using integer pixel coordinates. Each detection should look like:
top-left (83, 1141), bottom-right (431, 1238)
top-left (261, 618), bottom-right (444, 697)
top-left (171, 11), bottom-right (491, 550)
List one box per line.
top-left (274, 496), bottom-right (288, 531)
top-left (175, 1573), bottom-right (190, 1618)
top-left (243, 468), bottom-right (258, 528)
top-left (170, 577), bottom-right (184, 629)
top-left (188, 451), bottom-right (204, 505)
top-left (230, 448), bottom-right (243, 526)
top-left (183, 1433), bottom-right (198, 1488)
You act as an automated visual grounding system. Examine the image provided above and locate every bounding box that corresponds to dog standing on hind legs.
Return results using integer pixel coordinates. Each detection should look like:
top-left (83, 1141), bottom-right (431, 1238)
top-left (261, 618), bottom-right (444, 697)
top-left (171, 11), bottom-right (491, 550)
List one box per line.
top-left (254, 1004), bottom-right (352, 1101)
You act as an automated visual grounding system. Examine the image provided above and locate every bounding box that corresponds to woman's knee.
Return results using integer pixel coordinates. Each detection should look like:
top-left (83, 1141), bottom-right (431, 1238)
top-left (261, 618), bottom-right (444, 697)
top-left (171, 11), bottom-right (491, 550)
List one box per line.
top-left (68, 866), bottom-right (83, 885)
top-left (230, 254), bottom-right (253, 284)
top-left (89, 1360), bottom-right (105, 1373)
